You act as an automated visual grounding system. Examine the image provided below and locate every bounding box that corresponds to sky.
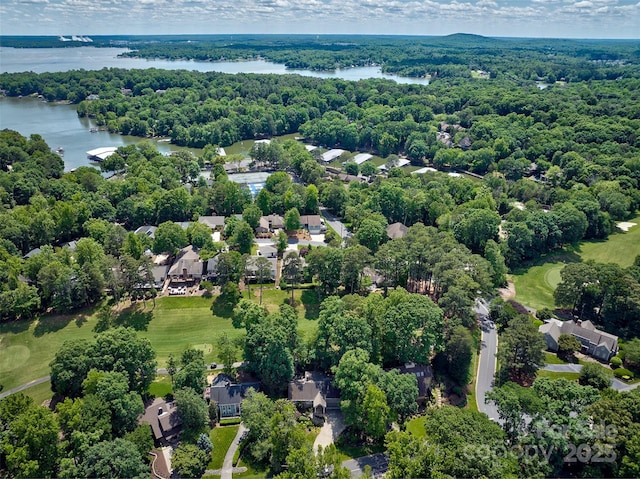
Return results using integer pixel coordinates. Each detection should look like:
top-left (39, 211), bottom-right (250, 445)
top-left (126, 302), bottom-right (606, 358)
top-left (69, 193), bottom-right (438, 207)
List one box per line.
top-left (0, 0), bottom-right (638, 39)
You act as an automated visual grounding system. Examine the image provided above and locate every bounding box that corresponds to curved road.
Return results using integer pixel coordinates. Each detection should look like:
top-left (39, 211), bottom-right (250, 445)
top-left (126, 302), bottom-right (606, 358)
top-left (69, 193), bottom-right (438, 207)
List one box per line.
top-left (474, 298), bottom-right (502, 423)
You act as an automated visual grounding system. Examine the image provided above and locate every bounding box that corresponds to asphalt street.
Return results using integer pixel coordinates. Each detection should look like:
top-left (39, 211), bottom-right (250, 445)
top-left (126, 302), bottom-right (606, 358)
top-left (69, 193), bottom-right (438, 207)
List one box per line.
top-left (474, 298), bottom-right (502, 423)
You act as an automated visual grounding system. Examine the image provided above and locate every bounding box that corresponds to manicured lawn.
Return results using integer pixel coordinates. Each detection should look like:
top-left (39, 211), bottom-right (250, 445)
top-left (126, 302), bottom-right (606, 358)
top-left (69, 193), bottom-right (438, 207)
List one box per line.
top-left (512, 255), bottom-right (571, 311)
top-left (512, 217), bottom-right (640, 311)
top-left (466, 347), bottom-right (480, 413)
top-left (406, 415), bottom-right (426, 438)
top-left (536, 370), bottom-right (580, 381)
top-left (0, 290), bottom-right (320, 391)
top-left (148, 374), bottom-right (173, 398)
top-left (578, 216), bottom-right (640, 267)
top-left (209, 425), bottom-right (239, 470)
top-left (18, 380), bottom-right (55, 406)
top-left (544, 352), bottom-right (568, 365)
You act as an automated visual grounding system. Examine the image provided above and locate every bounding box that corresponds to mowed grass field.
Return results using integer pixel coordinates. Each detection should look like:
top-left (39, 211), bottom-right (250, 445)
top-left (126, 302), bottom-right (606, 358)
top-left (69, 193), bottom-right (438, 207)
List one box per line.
top-left (0, 288), bottom-right (320, 394)
top-left (513, 215), bottom-right (640, 310)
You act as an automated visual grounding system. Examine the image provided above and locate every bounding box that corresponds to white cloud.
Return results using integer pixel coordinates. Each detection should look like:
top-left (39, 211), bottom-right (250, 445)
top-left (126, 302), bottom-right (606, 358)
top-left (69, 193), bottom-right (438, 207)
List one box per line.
top-left (0, 0), bottom-right (638, 37)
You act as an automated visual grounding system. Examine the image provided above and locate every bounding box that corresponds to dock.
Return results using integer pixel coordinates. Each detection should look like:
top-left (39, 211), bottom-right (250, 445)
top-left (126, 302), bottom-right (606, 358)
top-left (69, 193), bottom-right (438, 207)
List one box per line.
top-left (86, 147), bottom-right (117, 162)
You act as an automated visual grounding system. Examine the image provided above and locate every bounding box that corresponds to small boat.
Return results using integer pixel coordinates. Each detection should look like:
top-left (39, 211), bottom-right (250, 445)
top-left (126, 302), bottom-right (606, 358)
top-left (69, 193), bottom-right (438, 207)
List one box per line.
top-left (90, 127), bottom-right (98, 133)
top-left (55, 147), bottom-right (64, 153)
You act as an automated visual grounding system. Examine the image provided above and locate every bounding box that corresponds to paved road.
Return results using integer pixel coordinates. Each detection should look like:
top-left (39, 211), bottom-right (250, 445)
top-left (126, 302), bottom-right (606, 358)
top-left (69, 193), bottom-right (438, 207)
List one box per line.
top-left (541, 364), bottom-right (640, 391)
top-left (320, 207), bottom-right (351, 241)
top-left (0, 376), bottom-right (51, 399)
top-left (474, 298), bottom-right (502, 423)
top-left (343, 453), bottom-right (388, 478)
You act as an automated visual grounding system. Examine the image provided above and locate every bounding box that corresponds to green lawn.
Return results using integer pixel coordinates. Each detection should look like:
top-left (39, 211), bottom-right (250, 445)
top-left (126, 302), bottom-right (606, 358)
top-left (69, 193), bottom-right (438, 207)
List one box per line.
top-left (512, 216), bottom-right (640, 311)
top-left (209, 425), bottom-right (239, 470)
top-left (544, 352), bottom-right (567, 365)
top-left (0, 290), bottom-right (319, 391)
top-left (406, 415), bottom-right (426, 438)
top-left (148, 374), bottom-right (173, 398)
top-left (536, 370), bottom-right (580, 381)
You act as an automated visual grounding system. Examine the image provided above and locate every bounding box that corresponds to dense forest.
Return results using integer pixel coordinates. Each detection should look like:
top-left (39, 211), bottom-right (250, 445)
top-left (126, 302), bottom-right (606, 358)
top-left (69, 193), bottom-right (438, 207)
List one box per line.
top-left (3, 34), bottom-right (638, 81)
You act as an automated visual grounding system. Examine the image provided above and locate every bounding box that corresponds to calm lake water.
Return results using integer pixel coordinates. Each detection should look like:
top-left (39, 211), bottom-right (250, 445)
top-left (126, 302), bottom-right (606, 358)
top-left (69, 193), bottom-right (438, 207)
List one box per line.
top-left (0, 46), bottom-right (429, 170)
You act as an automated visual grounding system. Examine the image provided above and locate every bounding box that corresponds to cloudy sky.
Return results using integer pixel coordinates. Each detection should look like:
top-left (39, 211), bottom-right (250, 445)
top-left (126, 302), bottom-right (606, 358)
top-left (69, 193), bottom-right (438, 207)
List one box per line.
top-left (1, 0), bottom-right (638, 38)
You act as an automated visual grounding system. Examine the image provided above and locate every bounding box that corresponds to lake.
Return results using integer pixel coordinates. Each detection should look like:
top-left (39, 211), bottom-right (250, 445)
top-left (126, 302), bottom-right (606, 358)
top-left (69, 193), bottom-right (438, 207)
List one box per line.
top-left (0, 46), bottom-right (429, 170)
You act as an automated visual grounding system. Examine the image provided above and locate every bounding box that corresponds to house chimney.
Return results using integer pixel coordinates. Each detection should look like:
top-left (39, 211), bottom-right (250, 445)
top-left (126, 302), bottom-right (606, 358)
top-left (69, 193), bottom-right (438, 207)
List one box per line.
top-left (577, 320), bottom-right (582, 327)
top-left (158, 407), bottom-right (163, 415)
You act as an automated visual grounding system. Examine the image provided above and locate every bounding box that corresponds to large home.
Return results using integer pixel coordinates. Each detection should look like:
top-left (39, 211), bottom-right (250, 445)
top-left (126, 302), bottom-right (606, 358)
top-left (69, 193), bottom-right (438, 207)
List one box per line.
top-left (246, 257), bottom-right (278, 281)
top-left (168, 245), bottom-right (204, 282)
top-left (198, 215), bottom-right (226, 231)
top-left (140, 398), bottom-right (182, 446)
top-left (396, 363), bottom-right (433, 407)
top-left (539, 318), bottom-right (618, 361)
top-left (386, 222), bottom-right (408, 240)
top-left (205, 374), bottom-right (261, 419)
top-left (256, 214), bottom-right (285, 234)
top-left (300, 215), bottom-right (325, 234)
top-left (134, 225), bottom-right (157, 240)
top-left (288, 372), bottom-right (340, 422)
top-left (151, 265), bottom-right (169, 289)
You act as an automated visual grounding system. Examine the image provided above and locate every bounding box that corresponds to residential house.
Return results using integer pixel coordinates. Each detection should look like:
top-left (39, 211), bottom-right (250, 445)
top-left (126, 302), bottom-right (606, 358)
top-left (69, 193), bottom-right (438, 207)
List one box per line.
top-left (396, 363), bottom-right (433, 407)
top-left (300, 215), bottom-right (325, 234)
top-left (174, 221), bottom-right (191, 230)
top-left (152, 265), bottom-right (169, 289)
top-left (246, 257), bottom-right (278, 281)
top-left (198, 215), bottom-right (226, 231)
top-left (140, 398), bottom-right (182, 446)
top-left (23, 247), bottom-right (41, 259)
top-left (205, 255), bottom-right (220, 280)
top-left (257, 244), bottom-right (278, 259)
top-left (168, 245), bottom-right (204, 282)
top-left (386, 222), bottom-right (408, 240)
top-left (134, 225), bottom-right (157, 240)
top-left (205, 374), bottom-right (261, 419)
top-left (539, 318), bottom-right (618, 361)
top-left (256, 214), bottom-right (285, 234)
top-left (288, 372), bottom-right (340, 422)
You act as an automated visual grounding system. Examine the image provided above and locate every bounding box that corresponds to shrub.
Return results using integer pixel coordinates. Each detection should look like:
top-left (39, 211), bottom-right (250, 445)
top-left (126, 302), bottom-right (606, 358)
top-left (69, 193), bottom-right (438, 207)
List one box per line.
top-left (537, 308), bottom-right (554, 320)
top-left (220, 417), bottom-right (242, 426)
top-left (613, 368), bottom-right (635, 380)
top-left (610, 356), bottom-right (623, 368)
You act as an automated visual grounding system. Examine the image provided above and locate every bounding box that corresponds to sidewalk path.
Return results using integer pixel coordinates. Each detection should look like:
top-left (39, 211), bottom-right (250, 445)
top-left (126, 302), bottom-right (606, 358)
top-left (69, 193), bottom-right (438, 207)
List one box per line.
top-left (221, 423), bottom-right (247, 479)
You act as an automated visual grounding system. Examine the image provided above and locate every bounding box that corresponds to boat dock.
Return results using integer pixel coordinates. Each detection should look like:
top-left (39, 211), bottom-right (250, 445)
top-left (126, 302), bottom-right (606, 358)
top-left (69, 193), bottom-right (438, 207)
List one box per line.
top-left (86, 147), bottom-right (117, 162)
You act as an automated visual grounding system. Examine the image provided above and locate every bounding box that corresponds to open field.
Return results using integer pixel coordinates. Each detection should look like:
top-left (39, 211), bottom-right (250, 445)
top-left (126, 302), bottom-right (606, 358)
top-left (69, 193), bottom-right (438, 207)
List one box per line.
top-left (512, 215), bottom-right (640, 311)
top-left (0, 288), bottom-right (319, 392)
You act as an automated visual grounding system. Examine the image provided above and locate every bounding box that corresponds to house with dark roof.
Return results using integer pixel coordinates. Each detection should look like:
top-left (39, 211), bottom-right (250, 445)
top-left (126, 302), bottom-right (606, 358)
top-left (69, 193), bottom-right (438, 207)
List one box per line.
top-left (168, 245), bottom-right (204, 282)
top-left (205, 374), bottom-right (260, 419)
top-left (539, 318), bottom-right (618, 361)
top-left (396, 363), bottom-right (433, 407)
top-left (288, 372), bottom-right (340, 421)
top-left (386, 222), bottom-right (408, 240)
top-left (245, 257), bottom-right (278, 281)
top-left (134, 225), bottom-right (157, 239)
top-left (140, 398), bottom-right (182, 446)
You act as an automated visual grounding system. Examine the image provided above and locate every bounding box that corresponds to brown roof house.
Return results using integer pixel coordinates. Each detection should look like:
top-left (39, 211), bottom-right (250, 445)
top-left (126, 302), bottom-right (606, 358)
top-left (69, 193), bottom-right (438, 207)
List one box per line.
top-left (300, 215), bottom-right (326, 234)
top-left (256, 214), bottom-right (285, 234)
top-left (168, 245), bottom-right (204, 282)
top-left (395, 363), bottom-right (433, 407)
top-left (539, 318), bottom-right (618, 361)
top-left (288, 372), bottom-right (340, 424)
top-left (386, 222), bottom-right (408, 240)
top-left (140, 398), bottom-right (182, 446)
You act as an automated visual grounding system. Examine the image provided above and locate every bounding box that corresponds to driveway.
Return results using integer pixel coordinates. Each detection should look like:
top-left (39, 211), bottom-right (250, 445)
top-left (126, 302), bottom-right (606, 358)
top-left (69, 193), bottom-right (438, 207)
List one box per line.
top-left (342, 453), bottom-right (388, 478)
top-left (320, 207), bottom-right (350, 241)
top-left (313, 409), bottom-right (346, 453)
